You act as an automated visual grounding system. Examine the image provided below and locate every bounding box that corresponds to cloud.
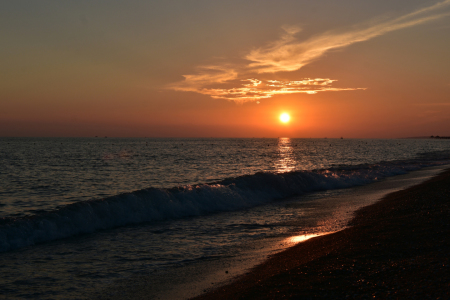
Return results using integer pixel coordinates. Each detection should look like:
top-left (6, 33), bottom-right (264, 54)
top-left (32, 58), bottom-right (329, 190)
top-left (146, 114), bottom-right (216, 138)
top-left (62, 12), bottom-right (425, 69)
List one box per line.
top-left (247, 0), bottom-right (450, 73)
top-left (169, 1), bottom-right (450, 102)
top-left (172, 78), bottom-right (365, 102)
top-left (169, 65), bottom-right (238, 92)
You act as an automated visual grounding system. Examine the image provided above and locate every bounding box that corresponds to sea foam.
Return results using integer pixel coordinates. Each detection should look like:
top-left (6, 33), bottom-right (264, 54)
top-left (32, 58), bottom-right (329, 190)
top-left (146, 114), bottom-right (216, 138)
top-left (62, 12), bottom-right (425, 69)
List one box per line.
top-left (0, 160), bottom-right (445, 252)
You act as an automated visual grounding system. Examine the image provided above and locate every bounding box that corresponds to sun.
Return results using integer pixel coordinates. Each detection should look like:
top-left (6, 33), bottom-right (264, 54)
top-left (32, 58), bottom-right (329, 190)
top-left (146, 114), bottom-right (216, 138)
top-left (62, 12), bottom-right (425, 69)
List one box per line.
top-left (280, 113), bottom-right (290, 123)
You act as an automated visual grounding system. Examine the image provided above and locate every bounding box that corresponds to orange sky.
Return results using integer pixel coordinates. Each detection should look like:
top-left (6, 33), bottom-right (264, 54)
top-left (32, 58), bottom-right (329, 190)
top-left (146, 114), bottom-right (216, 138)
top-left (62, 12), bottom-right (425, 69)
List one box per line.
top-left (1, 0), bottom-right (449, 137)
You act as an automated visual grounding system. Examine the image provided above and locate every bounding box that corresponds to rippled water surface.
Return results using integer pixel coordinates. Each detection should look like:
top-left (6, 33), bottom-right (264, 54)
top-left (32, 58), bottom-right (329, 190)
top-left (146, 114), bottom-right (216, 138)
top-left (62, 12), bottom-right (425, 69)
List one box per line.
top-left (2, 137), bottom-right (449, 218)
top-left (0, 138), bottom-right (449, 299)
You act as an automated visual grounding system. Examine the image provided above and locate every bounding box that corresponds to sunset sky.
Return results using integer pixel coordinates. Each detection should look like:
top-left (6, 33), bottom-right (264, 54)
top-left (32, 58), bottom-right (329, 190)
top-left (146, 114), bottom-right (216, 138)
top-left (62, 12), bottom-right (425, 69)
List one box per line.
top-left (1, 0), bottom-right (450, 138)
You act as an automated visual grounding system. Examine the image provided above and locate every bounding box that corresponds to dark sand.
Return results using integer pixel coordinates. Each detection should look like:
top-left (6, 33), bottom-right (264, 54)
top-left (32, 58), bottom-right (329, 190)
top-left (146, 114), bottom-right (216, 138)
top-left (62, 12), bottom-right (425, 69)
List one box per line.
top-left (193, 169), bottom-right (450, 299)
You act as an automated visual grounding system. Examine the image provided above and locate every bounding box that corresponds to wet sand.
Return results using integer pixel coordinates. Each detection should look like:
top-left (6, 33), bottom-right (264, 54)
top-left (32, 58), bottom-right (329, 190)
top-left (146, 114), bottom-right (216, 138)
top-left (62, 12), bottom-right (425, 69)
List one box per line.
top-left (193, 169), bottom-right (450, 299)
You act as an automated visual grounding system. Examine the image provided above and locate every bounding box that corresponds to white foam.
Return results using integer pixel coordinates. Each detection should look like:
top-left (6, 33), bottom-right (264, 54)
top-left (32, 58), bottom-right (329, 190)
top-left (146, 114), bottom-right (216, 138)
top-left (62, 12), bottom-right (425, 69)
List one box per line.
top-left (0, 160), bottom-right (447, 252)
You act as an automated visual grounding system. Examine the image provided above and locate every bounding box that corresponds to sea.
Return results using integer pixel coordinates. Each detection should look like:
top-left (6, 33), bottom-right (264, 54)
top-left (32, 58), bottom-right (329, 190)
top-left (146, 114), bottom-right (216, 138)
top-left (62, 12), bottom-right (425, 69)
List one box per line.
top-left (1, 137), bottom-right (449, 299)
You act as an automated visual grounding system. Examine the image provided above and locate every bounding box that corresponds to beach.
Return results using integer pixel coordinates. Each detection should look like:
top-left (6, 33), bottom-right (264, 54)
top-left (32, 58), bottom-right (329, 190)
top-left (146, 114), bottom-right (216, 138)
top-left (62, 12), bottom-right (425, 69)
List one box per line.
top-left (1, 139), bottom-right (449, 299)
top-left (194, 168), bottom-right (450, 299)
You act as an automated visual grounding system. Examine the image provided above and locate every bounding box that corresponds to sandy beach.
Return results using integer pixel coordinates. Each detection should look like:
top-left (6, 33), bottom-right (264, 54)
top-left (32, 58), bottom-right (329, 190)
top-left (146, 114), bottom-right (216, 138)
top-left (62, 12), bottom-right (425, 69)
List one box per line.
top-left (194, 168), bottom-right (450, 299)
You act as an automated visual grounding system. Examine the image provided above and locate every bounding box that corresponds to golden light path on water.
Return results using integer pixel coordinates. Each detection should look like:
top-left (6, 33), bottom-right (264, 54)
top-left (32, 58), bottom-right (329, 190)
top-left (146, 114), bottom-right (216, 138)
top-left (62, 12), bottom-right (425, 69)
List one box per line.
top-left (275, 139), bottom-right (337, 246)
top-left (275, 137), bottom-right (297, 173)
top-left (286, 232), bottom-right (334, 245)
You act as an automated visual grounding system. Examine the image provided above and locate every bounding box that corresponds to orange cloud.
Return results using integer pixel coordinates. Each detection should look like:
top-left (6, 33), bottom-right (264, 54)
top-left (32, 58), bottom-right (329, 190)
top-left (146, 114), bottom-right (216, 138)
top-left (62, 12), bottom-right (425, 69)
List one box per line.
top-left (169, 65), bottom-right (238, 92)
top-left (247, 0), bottom-right (450, 73)
top-left (169, 0), bottom-right (450, 102)
top-left (171, 78), bottom-right (364, 102)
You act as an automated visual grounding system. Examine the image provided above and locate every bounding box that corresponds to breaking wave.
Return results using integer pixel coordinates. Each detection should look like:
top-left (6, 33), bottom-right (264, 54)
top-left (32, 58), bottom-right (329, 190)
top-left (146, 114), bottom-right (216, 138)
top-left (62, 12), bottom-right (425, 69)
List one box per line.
top-left (0, 157), bottom-right (449, 252)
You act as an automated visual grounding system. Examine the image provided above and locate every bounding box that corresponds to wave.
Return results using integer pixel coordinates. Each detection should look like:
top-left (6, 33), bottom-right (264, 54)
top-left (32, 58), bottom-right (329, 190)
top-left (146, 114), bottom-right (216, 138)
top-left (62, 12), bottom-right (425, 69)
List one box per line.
top-left (0, 157), bottom-right (449, 252)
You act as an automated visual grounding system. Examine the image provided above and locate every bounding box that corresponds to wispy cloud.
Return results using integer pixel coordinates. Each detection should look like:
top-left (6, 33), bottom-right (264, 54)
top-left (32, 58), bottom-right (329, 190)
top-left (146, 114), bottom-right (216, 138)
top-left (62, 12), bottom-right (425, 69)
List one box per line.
top-left (171, 77), bottom-right (365, 102)
top-left (169, 1), bottom-right (450, 102)
top-left (247, 0), bottom-right (450, 73)
top-left (169, 65), bottom-right (238, 92)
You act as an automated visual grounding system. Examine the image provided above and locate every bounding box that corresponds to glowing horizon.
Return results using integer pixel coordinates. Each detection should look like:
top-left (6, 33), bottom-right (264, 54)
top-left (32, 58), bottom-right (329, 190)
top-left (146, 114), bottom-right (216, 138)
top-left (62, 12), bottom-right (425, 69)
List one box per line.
top-left (1, 1), bottom-right (449, 138)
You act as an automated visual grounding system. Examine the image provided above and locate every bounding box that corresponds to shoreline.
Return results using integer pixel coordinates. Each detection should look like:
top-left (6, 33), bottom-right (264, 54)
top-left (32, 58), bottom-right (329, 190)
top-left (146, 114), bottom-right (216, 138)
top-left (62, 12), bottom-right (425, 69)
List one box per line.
top-left (193, 168), bottom-right (450, 299)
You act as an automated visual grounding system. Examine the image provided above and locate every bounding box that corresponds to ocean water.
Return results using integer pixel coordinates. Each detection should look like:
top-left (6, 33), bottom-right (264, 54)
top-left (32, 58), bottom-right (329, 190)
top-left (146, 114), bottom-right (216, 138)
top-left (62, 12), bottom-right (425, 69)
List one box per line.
top-left (0, 137), bottom-right (449, 299)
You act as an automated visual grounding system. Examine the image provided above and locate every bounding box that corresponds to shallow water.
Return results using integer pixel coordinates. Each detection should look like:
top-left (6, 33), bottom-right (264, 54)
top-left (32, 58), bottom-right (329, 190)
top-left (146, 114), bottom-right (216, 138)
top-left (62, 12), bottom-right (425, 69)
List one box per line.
top-left (94, 165), bottom-right (449, 300)
top-left (0, 138), bottom-right (449, 299)
top-left (2, 137), bottom-right (448, 218)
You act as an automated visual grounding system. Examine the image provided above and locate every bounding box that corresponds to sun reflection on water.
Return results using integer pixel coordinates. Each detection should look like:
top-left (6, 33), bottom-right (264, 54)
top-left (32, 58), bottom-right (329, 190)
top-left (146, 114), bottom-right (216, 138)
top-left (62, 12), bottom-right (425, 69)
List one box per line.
top-left (286, 232), bottom-right (334, 245)
top-left (275, 137), bottom-right (297, 173)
